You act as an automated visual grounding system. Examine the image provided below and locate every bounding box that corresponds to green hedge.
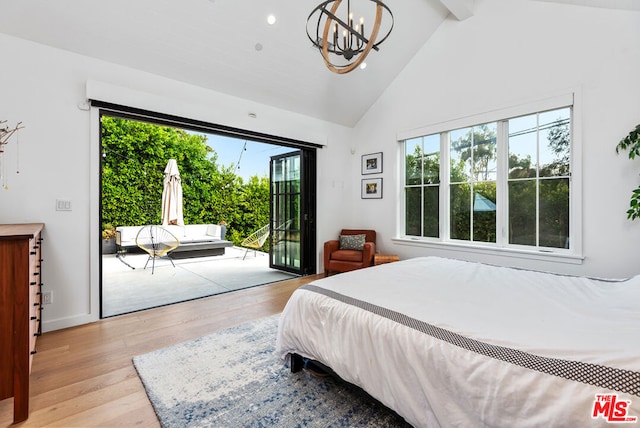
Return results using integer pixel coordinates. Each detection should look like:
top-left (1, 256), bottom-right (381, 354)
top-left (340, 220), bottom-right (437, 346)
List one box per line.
top-left (101, 117), bottom-right (270, 248)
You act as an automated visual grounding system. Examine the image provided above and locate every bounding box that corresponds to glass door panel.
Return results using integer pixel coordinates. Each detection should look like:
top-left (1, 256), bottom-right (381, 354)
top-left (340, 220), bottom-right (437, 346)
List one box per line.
top-left (270, 151), bottom-right (302, 273)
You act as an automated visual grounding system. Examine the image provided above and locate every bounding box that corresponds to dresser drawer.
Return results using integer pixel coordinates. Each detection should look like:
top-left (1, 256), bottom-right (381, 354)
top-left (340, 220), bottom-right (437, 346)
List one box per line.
top-left (0, 223), bottom-right (44, 423)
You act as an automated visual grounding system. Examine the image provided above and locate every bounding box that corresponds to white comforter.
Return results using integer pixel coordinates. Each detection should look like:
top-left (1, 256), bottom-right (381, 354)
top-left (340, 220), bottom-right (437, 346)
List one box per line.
top-left (275, 257), bottom-right (640, 427)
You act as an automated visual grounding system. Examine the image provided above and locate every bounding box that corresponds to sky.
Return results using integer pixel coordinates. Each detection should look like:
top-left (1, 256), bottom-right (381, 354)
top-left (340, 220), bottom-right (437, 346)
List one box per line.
top-left (202, 133), bottom-right (294, 182)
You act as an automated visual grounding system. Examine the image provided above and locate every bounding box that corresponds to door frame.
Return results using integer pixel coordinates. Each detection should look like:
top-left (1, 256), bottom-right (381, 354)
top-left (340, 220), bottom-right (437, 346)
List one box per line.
top-left (269, 149), bottom-right (317, 276)
top-left (94, 102), bottom-right (321, 318)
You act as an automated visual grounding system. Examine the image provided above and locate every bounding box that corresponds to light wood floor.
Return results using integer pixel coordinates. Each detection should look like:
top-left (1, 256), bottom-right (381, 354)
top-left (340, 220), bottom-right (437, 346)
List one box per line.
top-left (1, 274), bottom-right (322, 428)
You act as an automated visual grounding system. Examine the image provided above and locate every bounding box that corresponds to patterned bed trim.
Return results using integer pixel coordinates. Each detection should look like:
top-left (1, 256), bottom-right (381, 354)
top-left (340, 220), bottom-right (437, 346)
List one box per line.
top-left (301, 284), bottom-right (640, 397)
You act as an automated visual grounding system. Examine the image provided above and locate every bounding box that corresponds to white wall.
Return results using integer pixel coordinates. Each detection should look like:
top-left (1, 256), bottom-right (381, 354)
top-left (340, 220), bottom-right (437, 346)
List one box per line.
top-left (0, 33), bottom-right (353, 332)
top-left (2, 0), bottom-right (639, 331)
top-left (349, 0), bottom-right (640, 277)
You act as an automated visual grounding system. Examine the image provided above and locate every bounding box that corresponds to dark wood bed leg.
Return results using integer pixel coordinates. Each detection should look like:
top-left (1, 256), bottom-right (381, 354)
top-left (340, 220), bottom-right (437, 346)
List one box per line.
top-left (290, 353), bottom-right (304, 373)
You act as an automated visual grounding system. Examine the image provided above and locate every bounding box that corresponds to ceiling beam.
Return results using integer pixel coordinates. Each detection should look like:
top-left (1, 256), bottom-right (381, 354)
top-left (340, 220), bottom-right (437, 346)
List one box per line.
top-left (439, 0), bottom-right (474, 21)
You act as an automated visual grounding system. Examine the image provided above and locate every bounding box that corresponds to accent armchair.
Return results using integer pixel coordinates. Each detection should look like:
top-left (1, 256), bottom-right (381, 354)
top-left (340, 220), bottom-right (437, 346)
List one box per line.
top-left (324, 229), bottom-right (376, 277)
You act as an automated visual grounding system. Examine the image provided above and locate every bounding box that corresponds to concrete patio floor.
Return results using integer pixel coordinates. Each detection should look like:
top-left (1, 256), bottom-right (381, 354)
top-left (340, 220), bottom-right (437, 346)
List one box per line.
top-left (101, 246), bottom-right (299, 317)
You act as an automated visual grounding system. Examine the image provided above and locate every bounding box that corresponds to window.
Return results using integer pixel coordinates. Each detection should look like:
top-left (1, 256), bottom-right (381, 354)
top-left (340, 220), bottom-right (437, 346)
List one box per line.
top-left (405, 134), bottom-right (440, 238)
top-left (402, 105), bottom-right (573, 253)
top-left (507, 109), bottom-right (571, 248)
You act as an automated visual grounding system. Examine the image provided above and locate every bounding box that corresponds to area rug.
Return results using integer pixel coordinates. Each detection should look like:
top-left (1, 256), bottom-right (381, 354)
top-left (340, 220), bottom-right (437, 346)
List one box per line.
top-left (133, 315), bottom-right (411, 427)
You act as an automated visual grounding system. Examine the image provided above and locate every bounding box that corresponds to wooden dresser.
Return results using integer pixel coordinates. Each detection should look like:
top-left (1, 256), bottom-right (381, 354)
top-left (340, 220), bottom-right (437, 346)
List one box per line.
top-left (0, 223), bottom-right (44, 423)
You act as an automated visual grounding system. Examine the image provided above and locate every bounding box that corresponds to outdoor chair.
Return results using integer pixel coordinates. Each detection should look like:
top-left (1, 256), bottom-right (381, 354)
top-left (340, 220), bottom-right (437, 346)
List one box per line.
top-left (240, 224), bottom-right (271, 260)
top-left (135, 225), bottom-right (180, 274)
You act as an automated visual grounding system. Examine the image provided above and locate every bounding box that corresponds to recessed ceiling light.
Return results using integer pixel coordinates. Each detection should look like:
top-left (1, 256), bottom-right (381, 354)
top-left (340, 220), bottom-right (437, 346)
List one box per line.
top-left (360, 62), bottom-right (367, 70)
top-left (267, 14), bottom-right (276, 25)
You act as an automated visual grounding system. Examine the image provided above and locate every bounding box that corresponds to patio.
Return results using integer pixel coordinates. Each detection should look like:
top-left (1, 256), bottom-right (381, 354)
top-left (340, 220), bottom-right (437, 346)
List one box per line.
top-left (102, 246), bottom-right (299, 317)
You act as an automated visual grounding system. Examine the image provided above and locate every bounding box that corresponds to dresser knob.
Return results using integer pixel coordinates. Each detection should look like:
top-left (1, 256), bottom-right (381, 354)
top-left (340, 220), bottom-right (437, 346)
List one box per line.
top-left (31, 316), bottom-right (37, 320)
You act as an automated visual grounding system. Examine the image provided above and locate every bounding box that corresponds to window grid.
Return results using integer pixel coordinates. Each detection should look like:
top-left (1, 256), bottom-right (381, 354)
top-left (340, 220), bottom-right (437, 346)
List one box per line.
top-left (403, 106), bottom-right (572, 252)
top-left (405, 136), bottom-right (441, 238)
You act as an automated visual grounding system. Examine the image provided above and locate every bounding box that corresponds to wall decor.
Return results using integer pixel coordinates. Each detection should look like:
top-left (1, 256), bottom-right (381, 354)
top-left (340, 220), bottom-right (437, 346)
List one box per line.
top-left (0, 120), bottom-right (24, 149)
top-left (362, 178), bottom-right (383, 199)
top-left (0, 120), bottom-right (25, 190)
top-left (361, 152), bottom-right (383, 175)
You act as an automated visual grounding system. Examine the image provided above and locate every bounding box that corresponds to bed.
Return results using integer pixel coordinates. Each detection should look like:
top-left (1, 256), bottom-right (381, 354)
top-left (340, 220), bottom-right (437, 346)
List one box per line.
top-left (275, 256), bottom-right (640, 427)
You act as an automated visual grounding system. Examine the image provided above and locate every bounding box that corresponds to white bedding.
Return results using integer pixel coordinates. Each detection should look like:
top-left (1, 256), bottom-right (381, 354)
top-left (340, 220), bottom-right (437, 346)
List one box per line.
top-left (275, 257), bottom-right (640, 427)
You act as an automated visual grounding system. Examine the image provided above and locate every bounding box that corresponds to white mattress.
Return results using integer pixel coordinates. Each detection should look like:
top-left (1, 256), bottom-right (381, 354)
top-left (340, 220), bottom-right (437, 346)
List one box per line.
top-left (275, 256), bottom-right (640, 427)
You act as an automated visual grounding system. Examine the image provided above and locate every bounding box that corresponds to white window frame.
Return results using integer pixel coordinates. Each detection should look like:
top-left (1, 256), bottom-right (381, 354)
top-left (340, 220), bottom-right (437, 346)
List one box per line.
top-left (395, 92), bottom-right (583, 264)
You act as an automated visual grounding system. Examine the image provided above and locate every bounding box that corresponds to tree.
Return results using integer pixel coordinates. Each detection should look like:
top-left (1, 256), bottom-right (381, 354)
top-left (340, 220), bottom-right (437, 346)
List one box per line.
top-left (101, 116), bottom-right (271, 247)
top-left (404, 144), bottom-right (440, 237)
top-left (451, 124), bottom-right (497, 182)
top-left (450, 125), bottom-right (498, 242)
top-left (507, 116), bottom-right (570, 247)
top-left (543, 118), bottom-right (570, 176)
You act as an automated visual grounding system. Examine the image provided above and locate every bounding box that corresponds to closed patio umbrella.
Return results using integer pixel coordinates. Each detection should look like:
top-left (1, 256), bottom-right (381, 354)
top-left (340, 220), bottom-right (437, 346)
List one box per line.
top-left (161, 159), bottom-right (184, 226)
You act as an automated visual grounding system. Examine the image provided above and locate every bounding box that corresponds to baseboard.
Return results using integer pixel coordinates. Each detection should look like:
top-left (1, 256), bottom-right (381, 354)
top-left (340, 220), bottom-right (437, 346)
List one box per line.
top-left (42, 313), bottom-right (100, 333)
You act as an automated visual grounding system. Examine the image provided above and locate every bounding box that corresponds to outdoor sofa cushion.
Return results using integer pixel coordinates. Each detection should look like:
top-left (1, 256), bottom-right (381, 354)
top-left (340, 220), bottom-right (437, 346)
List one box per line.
top-left (116, 224), bottom-right (225, 248)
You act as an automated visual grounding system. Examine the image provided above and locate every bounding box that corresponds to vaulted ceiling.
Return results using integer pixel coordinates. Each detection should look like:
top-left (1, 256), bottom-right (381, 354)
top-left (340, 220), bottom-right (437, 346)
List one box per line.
top-left (0, 0), bottom-right (635, 127)
top-left (0, 0), bottom-right (469, 126)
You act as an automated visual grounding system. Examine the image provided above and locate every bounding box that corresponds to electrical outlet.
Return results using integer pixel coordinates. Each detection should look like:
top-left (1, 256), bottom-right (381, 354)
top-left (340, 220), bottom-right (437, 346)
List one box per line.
top-left (43, 291), bottom-right (53, 305)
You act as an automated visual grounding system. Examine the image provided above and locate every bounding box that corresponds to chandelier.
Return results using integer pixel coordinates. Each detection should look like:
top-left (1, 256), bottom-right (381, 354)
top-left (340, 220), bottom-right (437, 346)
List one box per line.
top-left (307, 0), bottom-right (394, 74)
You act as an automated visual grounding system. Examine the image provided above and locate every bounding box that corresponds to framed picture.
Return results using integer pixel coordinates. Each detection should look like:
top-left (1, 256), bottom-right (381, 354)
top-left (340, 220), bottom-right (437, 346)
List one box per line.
top-left (361, 178), bottom-right (383, 199)
top-left (361, 152), bottom-right (383, 175)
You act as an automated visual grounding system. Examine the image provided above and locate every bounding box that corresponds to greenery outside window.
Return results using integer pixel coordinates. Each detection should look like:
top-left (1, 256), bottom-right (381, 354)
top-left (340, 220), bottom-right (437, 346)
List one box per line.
top-left (507, 108), bottom-right (571, 248)
top-left (402, 105), bottom-right (572, 253)
top-left (405, 134), bottom-right (440, 238)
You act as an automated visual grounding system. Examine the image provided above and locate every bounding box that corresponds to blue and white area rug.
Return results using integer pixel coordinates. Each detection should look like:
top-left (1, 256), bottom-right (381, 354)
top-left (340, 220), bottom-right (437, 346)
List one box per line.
top-left (133, 314), bottom-right (411, 427)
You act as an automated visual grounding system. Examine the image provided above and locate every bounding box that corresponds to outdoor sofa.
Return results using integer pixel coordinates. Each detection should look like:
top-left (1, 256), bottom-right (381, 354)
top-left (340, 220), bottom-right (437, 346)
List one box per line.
top-left (115, 224), bottom-right (232, 259)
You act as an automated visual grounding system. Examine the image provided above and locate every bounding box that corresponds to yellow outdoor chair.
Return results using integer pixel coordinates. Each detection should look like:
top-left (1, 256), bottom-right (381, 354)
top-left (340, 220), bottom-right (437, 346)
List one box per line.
top-left (135, 225), bottom-right (180, 274)
top-left (241, 223), bottom-right (270, 260)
